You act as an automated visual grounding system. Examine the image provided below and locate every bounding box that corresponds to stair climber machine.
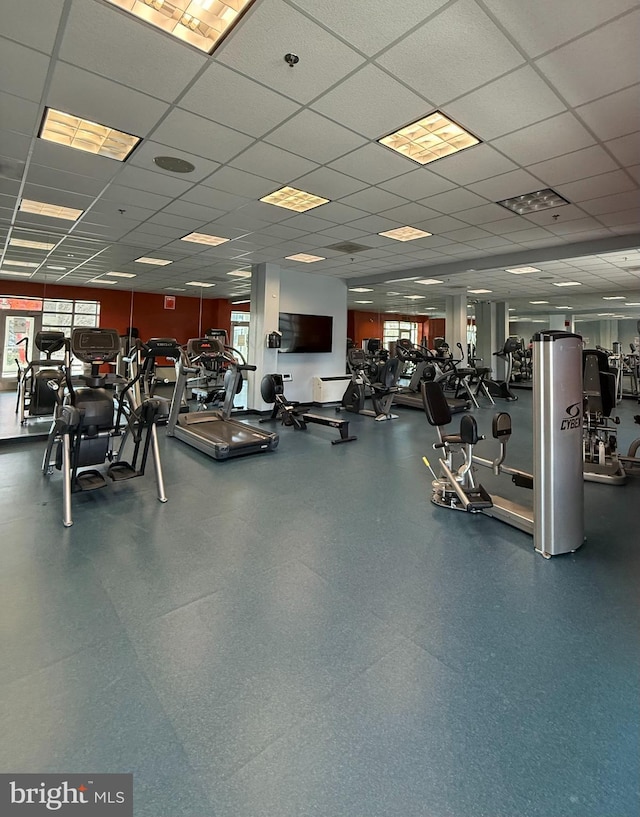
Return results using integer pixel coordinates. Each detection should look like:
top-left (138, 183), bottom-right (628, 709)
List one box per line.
top-left (421, 330), bottom-right (584, 559)
top-left (394, 338), bottom-right (471, 414)
top-left (340, 346), bottom-right (401, 421)
top-left (259, 373), bottom-right (357, 444)
top-left (15, 330), bottom-right (67, 424)
top-left (42, 329), bottom-right (177, 527)
top-left (167, 337), bottom-right (278, 460)
top-left (473, 337), bottom-right (522, 402)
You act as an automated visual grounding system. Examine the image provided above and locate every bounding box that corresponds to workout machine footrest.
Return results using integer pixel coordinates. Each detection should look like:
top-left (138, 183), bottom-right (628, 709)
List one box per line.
top-left (74, 470), bottom-right (107, 492)
top-left (464, 483), bottom-right (493, 511)
top-left (107, 462), bottom-right (141, 481)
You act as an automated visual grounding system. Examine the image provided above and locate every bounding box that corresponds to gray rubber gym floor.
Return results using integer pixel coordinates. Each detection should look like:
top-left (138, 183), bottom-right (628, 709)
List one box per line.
top-left (0, 390), bottom-right (638, 817)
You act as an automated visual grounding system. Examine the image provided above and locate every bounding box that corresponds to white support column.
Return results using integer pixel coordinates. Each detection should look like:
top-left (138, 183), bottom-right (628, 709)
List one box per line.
top-left (445, 294), bottom-right (468, 361)
top-left (599, 319), bottom-right (618, 350)
top-left (248, 262), bottom-right (280, 412)
top-left (475, 300), bottom-right (496, 370)
top-left (494, 301), bottom-right (509, 381)
top-left (547, 313), bottom-right (566, 330)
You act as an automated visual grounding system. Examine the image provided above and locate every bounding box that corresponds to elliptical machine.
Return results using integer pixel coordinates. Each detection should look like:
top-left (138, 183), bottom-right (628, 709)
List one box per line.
top-left (42, 329), bottom-right (177, 527)
top-left (480, 337), bottom-right (521, 401)
top-left (340, 347), bottom-right (401, 421)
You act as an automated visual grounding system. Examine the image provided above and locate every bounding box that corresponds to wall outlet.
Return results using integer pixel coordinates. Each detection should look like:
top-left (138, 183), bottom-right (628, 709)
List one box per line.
top-left (281, 373), bottom-right (293, 382)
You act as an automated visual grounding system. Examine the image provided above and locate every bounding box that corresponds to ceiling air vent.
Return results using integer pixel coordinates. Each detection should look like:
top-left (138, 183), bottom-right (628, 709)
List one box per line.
top-left (326, 242), bottom-right (371, 254)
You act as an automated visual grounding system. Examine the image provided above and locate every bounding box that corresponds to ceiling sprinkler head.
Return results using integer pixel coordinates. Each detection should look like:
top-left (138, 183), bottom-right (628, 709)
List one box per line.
top-left (284, 53), bottom-right (299, 68)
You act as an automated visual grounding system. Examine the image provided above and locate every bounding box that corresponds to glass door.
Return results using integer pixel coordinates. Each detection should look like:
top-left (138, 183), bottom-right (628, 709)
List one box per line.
top-left (0, 311), bottom-right (41, 390)
top-left (231, 317), bottom-right (250, 410)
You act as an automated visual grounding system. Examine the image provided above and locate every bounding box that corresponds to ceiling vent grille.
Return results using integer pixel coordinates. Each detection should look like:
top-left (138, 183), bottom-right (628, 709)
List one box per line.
top-left (326, 242), bottom-right (371, 254)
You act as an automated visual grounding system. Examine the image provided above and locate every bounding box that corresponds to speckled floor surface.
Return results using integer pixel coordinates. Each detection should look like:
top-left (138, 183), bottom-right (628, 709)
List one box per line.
top-left (0, 390), bottom-right (638, 817)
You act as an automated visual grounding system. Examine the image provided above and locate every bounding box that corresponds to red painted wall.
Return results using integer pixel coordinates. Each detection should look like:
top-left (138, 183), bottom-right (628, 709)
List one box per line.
top-left (347, 310), bottom-right (445, 349)
top-left (0, 281), bottom-right (241, 344)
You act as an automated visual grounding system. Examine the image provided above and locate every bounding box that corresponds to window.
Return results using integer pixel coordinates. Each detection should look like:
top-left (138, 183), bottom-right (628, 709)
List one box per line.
top-left (42, 298), bottom-right (100, 372)
top-left (383, 320), bottom-right (418, 348)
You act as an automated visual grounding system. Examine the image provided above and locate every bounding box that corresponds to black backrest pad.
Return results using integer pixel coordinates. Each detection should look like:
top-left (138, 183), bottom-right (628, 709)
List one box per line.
top-left (421, 381), bottom-right (452, 427)
top-left (492, 412), bottom-right (512, 440)
top-left (459, 414), bottom-right (480, 445)
top-left (583, 349), bottom-right (615, 416)
top-left (379, 356), bottom-right (401, 388)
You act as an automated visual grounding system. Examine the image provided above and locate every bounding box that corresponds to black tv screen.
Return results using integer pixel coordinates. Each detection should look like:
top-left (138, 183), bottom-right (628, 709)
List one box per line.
top-left (279, 312), bottom-right (333, 353)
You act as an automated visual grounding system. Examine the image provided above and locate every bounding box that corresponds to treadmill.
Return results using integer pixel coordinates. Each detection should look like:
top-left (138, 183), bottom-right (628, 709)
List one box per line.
top-left (167, 338), bottom-right (278, 460)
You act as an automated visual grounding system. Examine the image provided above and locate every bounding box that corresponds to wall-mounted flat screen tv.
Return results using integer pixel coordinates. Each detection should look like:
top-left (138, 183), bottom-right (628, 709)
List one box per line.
top-left (279, 312), bottom-right (333, 353)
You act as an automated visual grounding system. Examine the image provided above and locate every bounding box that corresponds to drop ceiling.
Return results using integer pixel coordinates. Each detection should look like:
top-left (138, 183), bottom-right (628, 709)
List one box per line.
top-left (0, 0), bottom-right (639, 322)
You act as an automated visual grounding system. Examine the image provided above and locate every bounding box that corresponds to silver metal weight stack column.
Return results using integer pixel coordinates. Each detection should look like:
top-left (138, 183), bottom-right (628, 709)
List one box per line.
top-left (532, 330), bottom-right (584, 558)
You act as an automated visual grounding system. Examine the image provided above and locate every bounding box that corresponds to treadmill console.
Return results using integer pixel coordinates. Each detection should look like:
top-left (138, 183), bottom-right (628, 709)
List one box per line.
top-left (187, 337), bottom-right (224, 356)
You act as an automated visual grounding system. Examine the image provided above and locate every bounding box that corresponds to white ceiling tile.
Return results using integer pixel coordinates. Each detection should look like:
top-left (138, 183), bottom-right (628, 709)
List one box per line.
top-left (442, 226), bottom-right (495, 242)
top-left (597, 208), bottom-right (640, 227)
top-left (483, 216), bottom-right (533, 235)
top-left (100, 184), bottom-right (172, 211)
top-left (30, 139), bottom-right (122, 181)
top-left (162, 200), bottom-right (226, 223)
top-left (289, 167), bottom-right (366, 200)
top-left (556, 170), bottom-right (637, 203)
top-left (328, 143), bottom-right (416, 185)
top-left (311, 64), bottom-right (428, 139)
top-left (414, 215), bottom-right (469, 233)
top-left (264, 109), bottom-right (367, 164)
top-left (117, 165), bottom-right (195, 199)
top-left (0, 91), bottom-right (40, 137)
top-left (59, 1), bottom-right (206, 103)
top-left (428, 144), bottom-right (517, 186)
top-left (347, 215), bottom-right (404, 234)
top-left (466, 235), bottom-right (517, 249)
top-left (182, 185), bottom-right (250, 211)
top-left (273, 212), bottom-right (335, 233)
top-left (490, 112), bottom-right (596, 166)
top-left (202, 167), bottom-right (275, 198)
top-left (2, 0), bottom-right (64, 53)
top-left (447, 66), bottom-right (567, 141)
top-left (127, 141), bottom-right (220, 183)
top-left (547, 217), bottom-right (609, 236)
top-left (335, 188), bottom-right (408, 215)
top-left (378, 168), bottom-right (456, 200)
top-left (216, 0), bottom-right (365, 104)
top-left (151, 109), bottom-right (254, 163)
top-left (377, 202), bottom-right (442, 225)
top-left (287, 0), bottom-right (449, 56)
top-left (627, 165), bottom-right (640, 185)
top-left (576, 86), bottom-right (640, 141)
top-left (226, 201), bottom-right (294, 224)
top-left (303, 201), bottom-right (369, 224)
top-left (522, 204), bottom-right (599, 226)
top-left (467, 170), bottom-right (545, 202)
top-left (420, 188), bottom-right (489, 213)
top-left (229, 142), bottom-right (318, 183)
top-left (535, 12), bottom-right (640, 107)
top-left (500, 227), bottom-right (556, 242)
top-left (528, 146), bottom-right (619, 188)
top-left (377, 0), bottom-right (525, 104)
top-left (179, 61), bottom-right (300, 137)
top-left (47, 61), bottom-right (169, 137)
top-left (482, 0), bottom-right (639, 58)
top-left (455, 203), bottom-right (516, 225)
top-left (25, 165), bottom-right (106, 198)
top-left (0, 38), bottom-right (49, 103)
top-left (578, 190), bottom-right (640, 216)
top-left (0, 130), bottom-right (31, 163)
top-left (605, 133), bottom-right (640, 167)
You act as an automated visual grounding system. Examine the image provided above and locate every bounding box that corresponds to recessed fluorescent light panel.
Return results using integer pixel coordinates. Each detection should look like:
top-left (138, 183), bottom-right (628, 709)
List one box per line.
top-left (468, 289), bottom-right (492, 294)
top-left (106, 272), bottom-right (136, 278)
top-left (185, 281), bottom-right (215, 287)
top-left (165, 287), bottom-right (186, 291)
top-left (181, 232), bottom-right (230, 246)
top-left (354, 300), bottom-right (373, 304)
top-left (378, 226), bottom-right (432, 241)
top-left (227, 270), bottom-right (252, 278)
top-left (89, 278), bottom-right (117, 285)
top-left (232, 299), bottom-right (250, 304)
top-left (349, 287), bottom-right (373, 292)
top-left (40, 108), bottom-right (140, 161)
top-left (555, 306), bottom-right (573, 309)
top-left (9, 238), bottom-right (56, 250)
top-left (602, 296), bottom-right (625, 300)
top-left (385, 276), bottom-right (420, 283)
top-left (260, 186), bottom-right (329, 212)
top-left (4, 260), bottom-right (39, 267)
top-left (378, 111), bottom-right (479, 165)
top-left (404, 295), bottom-right (425, 300)
top-left (0, 270), bottom-right (32, 277)
top-left (19, 198), bottom-right (83, 221)
top-left (135, 257), bottom-right (172, 265)
top-left (625, 302), bottom-right (640, 306)
top-left (505, 266), bottom-right (541, 275)
top-left (497, 188), bottom-right (569, 215)
top-left (285, 253), bottom-right (325, 263)
top-left (529, 300), bottom-right (549, 304)
top-left (105, 0), bottom-right (256, 54)
top-left (415, 278), bottom-right (443, 285)
top-left (553, 281), bottom-right (581, 287)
